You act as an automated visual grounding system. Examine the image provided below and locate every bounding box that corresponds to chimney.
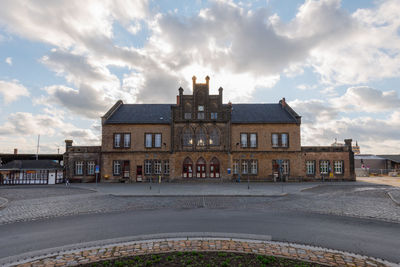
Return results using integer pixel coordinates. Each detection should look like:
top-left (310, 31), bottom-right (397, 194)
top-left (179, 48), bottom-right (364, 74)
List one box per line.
top-left (219, 87), bottom-right (223, 96)
top-left (192, 76), bottom-right (197, 88)
top-left (14, 148), bottom-right (18, 155)
top-left (281, 97), bottom-right (286, 108)
top-left (65, 140), bottom-right (73, 151)
top-left (176, 95), bottom-right (180, 105)
top-left (344, 139), bottom-right (352, 148)
top-left (205, 75), bottom-right (210, 86)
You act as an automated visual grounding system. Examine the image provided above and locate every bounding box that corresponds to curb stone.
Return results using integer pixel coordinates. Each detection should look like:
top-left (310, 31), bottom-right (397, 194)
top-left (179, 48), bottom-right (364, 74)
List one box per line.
top-left (0, 196), bottom-right (8, 210)
top-left (0, 233), bottom-right (397, 267)
top-left (387, 191), bottom-right (400, 206)
top-left (110, 193), bottom-right (288, 197)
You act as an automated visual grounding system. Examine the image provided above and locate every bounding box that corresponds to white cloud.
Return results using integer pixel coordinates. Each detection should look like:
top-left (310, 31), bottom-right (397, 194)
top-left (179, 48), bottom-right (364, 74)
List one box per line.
top-left (5, 57), bottom-right (12, 65)
top-left (0, 111), bottom-right (100, 153)
top-left (0, 80), bottom-right (29, 104)
top-left (332, 86), bottom-right (400, 112)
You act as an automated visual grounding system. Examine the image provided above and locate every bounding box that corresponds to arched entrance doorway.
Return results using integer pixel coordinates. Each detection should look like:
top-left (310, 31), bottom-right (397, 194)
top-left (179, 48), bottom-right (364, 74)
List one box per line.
top-left (196, 157), bottom-right (206, 178)
top-left (182, 157), bottom-right (193, 178)
top-left (210, 157), bottom-right (220, 178)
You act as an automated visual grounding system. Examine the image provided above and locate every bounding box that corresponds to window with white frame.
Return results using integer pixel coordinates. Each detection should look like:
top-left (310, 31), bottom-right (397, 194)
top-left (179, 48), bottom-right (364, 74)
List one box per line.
top-left (334, 161), bottom-right (343, 174)
top-left (114, 134), bottom-right (121, 148)
top-left (306, 161), bottom-right (315, 175)
top-left (242, 160), bottom-right (248, 174)
top-left (87, 161), bottom-right (95, 175)
top-left (154, 160), bottom-right (162, 174)
top-left (281, 133), bottom-right (288, 147)
top-left (75, 161), bottom-right (83, 175)
top-left (124, 133), bottom-right (131, 148)
top-left (113, 161), bottom-right (121, 175)
top-left (272, 133), bottom-right (279, 147)
top-left (282, 160), bottom-right (290, 175)
top-left (197, 112), bottom-right (205, 119)
top-left (144, 160), bottom-right (152, 175)
top-left (250, 133), bottom-right (257, 148)
top-left (320, 160), bottom-right (329, 174)
top-left (164, 160), bottom-right (170, 175)
top-left (145, 134), bottom-right (152, 148)
top-left (251, 160), bottom-right (258, 174)
top-left (184, 113), bottom-right (191, 119)
top-left (241, 133), bottom-right (248, 147)
top-left (155, 134), bottom-right (162, 148)
top-left (233, 160), bottom-right (239, 174)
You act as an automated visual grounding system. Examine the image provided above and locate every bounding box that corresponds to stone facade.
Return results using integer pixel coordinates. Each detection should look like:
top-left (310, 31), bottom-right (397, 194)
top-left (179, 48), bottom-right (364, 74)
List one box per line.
top-left (64, 76), bottom-right (355, 182)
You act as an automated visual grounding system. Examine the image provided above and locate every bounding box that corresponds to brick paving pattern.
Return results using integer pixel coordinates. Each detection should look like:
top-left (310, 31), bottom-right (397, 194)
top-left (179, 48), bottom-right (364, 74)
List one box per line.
top-left (10, 238), bottom-right (395, 267)
top-left (1, 184), bottom-right (399, 225)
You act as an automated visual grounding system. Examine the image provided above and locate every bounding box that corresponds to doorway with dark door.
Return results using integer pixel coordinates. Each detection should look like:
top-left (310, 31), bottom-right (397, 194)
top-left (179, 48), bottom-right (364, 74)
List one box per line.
top-left (196, 157), bottom-right (206, 178)
top-left (136, 165), bottom-right (142, 182)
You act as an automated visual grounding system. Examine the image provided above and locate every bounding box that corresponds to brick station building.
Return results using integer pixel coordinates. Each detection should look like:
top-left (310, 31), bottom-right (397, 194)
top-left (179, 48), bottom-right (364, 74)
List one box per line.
top-left (64, 76), bottom-right (355, 182)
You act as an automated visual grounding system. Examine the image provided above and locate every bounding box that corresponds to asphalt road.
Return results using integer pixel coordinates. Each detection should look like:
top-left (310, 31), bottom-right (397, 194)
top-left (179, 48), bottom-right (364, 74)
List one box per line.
top-left (0, 208), bottom-right (399, 264)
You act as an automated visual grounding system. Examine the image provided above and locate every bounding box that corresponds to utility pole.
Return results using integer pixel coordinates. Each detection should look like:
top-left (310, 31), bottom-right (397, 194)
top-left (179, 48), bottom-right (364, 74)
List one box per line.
top-left (36, 135), bottom-right (40, 160)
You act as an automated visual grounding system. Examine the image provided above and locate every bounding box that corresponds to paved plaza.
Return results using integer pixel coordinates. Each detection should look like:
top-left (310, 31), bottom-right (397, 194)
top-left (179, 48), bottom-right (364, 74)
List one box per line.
top-left (0, 180), bottom-right (399, 225)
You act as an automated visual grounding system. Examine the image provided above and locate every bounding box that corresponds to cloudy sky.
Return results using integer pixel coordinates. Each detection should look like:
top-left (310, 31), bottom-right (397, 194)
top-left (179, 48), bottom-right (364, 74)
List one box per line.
top-left (0, 0), bottom-right (399, 154)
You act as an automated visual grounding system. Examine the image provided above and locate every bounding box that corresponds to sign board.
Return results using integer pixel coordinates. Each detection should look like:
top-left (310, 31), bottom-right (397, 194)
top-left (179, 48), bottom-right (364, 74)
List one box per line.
top-left (227, 168), bottom-right (231, 174)
top-left (95, 165), bottom-right (100, 173)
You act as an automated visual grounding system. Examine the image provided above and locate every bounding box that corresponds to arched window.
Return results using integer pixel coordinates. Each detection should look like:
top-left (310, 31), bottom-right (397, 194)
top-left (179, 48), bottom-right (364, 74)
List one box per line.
top-left (182, 127), bottom-right (193, 146)
top-left (196, 127), bottom-right (207, 147)
top-left (209, 127), bottom-right (220, 146)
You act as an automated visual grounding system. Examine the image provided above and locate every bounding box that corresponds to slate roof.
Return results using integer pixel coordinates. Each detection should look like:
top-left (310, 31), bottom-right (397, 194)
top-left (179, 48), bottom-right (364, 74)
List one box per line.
top-left (377, 155), bottom-right (400, 163)
top-left (231, 104), bottom-right (297, 123)
top-left (0, 160), bottom-right (62, 170)
top-left (104, 103), bottom-right (298, 124)
top-left (105, 104), bottom-right (172, 124)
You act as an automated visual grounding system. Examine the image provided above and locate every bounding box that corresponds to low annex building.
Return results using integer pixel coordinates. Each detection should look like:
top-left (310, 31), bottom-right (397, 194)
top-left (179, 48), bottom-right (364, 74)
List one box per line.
top-left (64, 76), bottom-right (355, 182)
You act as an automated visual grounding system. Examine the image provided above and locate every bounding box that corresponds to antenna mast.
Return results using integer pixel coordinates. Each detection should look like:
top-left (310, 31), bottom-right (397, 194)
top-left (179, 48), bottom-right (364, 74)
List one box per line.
top-left (36, 135), bottom-right (40, 160)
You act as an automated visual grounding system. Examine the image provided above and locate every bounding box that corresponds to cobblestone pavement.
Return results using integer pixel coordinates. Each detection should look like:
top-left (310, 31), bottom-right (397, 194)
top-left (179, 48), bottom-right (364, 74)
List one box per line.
top-left (9, 238), bottom-right (394, 267)
top-left (0, 184), bottom-right (399, 225)
top-left (0, 186), bottom-right (94, 201)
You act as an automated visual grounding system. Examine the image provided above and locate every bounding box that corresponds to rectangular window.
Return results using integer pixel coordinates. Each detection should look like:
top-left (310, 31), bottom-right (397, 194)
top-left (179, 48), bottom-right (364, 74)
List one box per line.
top-left (87, 161), bottom-right (95, 175)
top-left (124, 133), bottom-right (131, 148)
top-left (210, 112), bottom-right (218, 119)
top-left (282, 160), bottom-right (290, 175)
top-left (242, 160), bottom-right (248, 174)
top-left (155, 134), bottom-right (162, 148)
top-left (251, 160), bottom-right (258, 174)
top-left (197, 112), bottom-right (204, 119)
top-left (75, 161), bottom-right (83, 175)
top-left (164, 160), bottom-right (170, 175)
top-left (281, 133), bottom-right (288, 147)
top-left (144, 160), bottom-right (152, 175)
top-left (241, 133), bottom-right (248, 147)
top-left (233, 160), bottom-right (239, 174)
top-left (184, 113), bottom-right (191, 119)
top-left (145, 134), bottom-right (152, 148)
top-left (114, 133), bottom-right (121, 148)
top-left (113, 160), bottom-right (121, 176)
top-left (250, 133), bottom-right (257, 148)
top-left (154, 160), bottom-right (162, 174)
top-left (320, 160), bottom-right (329, 174)
top-left (334, 161), bottom-right (343, 174)
top-left (198, 105), bottom-right (204, 111)
top-left (306, 161), bottom-right (315, 175)
top-left (272, 134), bottom-right (279, 147)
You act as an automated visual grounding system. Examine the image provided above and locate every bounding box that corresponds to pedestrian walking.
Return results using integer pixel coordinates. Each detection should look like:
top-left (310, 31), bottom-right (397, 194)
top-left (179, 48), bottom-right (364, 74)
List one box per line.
top-left (65, 178), bottom-right (70, 187)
